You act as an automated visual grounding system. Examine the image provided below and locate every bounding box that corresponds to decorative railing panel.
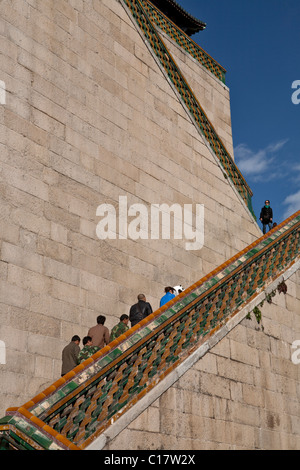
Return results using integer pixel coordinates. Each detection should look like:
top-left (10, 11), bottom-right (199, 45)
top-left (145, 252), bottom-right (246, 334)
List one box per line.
top-left (141, 0), bottom-right (226, 83)
top-left (1, 211), bottom-right (299, 450)
top-left (121, 0), bottom-right (255, 218)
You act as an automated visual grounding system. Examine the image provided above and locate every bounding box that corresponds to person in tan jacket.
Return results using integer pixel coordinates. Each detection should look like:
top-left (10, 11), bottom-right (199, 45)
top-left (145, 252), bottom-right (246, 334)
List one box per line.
top-left (88, 315), bottom-right (110, 350)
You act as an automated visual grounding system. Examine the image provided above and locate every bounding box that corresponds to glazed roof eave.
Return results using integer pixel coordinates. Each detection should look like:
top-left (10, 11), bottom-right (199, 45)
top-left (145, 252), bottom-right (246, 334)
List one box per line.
top-left (149, 0), bottom-right (206, 36)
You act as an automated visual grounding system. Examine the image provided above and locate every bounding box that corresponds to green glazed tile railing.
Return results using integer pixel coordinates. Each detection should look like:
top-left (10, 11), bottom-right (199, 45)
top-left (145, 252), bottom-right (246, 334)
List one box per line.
top-left (141, 0), bottom-right (227, 83)
top-left (122, 0), bottom-right (255, 219)
top-left (0, 211), bottom-right (299, 450)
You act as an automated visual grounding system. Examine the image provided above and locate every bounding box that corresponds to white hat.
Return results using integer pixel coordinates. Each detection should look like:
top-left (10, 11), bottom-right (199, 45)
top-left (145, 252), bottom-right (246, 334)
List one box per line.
top-left (173, 285), bottom-right (184, 295)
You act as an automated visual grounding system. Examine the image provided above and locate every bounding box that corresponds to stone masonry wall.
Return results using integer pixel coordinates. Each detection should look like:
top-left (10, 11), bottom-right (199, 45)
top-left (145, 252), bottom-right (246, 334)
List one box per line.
top-left (105, 269), bottom-right (300, 450)
top-left (0, 0), bottom-right (261, 416)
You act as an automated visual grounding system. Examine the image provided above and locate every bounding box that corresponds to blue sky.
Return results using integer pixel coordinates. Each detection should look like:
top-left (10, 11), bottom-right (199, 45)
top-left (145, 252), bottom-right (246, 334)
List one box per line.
top-left (178, 0), bottom-right (300, 225)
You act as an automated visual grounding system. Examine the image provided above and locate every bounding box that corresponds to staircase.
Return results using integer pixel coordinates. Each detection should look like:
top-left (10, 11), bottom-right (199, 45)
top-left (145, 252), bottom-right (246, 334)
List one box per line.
top-left (0, 211), bottom-right (299, 450)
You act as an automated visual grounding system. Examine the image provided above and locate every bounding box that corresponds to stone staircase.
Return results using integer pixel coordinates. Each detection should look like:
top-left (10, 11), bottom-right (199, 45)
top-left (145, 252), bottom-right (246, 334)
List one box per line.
top-left (0, 211), bottom-right (299, 450)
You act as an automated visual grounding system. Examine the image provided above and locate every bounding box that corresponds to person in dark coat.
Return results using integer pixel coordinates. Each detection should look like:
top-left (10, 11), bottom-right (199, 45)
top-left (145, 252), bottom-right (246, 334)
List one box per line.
top-left (260, 200), bottom-right (273, 234)
top-left (61, 335), bottom-right (81, 376)
top-left (129, 294), bottom-right (153, 327)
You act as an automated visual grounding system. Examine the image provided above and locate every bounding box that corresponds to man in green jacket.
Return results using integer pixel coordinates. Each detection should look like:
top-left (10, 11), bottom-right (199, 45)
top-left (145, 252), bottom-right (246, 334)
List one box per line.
top-left (77, 336), bottom-right (99, 364)
top-left (110, 315), bottom-right (129, 342)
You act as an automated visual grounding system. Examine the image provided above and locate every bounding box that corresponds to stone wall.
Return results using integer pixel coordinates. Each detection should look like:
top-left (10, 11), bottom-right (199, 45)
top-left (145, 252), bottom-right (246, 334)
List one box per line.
top-left (0, 0), bottom-right (260, 416)
top-left (105, 269), bottom-right (300, 450)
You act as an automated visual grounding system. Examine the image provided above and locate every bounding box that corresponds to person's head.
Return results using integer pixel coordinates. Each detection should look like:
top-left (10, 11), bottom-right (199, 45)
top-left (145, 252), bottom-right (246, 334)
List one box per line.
top-left (137, 294), bottom-right (146, 302)
top-left (165, 286), bottom-right (174, 294)
top-left (120, 314), bottom-right (129, 325)
top-left (265, 200), bottom-right (270, 208)
top-left (71, 335), bottom-right (80, 345)
top-left (96, 315), bottom-right (106, 325)
top-left (82, 336), bottom-right (92, 346)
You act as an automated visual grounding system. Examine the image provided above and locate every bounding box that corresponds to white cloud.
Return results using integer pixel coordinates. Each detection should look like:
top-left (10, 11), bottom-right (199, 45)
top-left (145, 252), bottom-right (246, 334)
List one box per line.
top-left (282, 190), bottom-right (300, 219)
top-left (234, 139), bottom-right (289, 180)
top-left (291, 163), bottom-right (300, 182)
